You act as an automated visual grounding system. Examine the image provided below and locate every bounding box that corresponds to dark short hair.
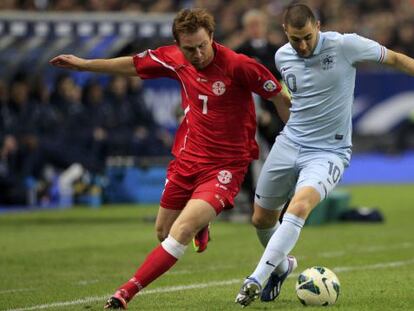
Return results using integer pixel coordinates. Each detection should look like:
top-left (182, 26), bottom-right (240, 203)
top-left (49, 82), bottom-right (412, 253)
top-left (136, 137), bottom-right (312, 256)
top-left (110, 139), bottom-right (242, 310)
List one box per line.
top-left (172, 8), bottom-right (215, 43)
top-left (283, 3), bottom-right (316, 29)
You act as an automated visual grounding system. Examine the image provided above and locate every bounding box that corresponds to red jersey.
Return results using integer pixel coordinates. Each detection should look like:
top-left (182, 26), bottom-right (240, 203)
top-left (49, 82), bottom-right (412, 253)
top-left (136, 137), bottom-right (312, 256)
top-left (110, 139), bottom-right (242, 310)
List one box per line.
top-left (133, 42), bottom-right (281, 162)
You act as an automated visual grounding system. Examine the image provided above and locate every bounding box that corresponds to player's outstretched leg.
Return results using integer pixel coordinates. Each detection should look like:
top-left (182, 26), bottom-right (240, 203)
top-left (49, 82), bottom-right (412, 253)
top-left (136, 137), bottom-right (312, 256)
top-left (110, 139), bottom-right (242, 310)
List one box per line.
top-left (235, 277), bottom-right (262, 307)
top-left (192, 223), bottom-right (210, 253)
top-left (260, 255), bottom-right (297, 301)
top-left (103, 235), bottom-right (186, 309)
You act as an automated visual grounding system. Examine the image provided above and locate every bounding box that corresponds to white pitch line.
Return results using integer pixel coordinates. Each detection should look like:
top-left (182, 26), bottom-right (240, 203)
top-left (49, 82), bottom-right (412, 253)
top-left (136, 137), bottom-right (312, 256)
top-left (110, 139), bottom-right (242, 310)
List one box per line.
top-left (76, 279), bottom-right (99, 286)
top-left (318, 242), bottom-right (413, 258)
top-left (3, 242), bottom-right (411, 295)
top-left (5, 258), bottom-right (414, 311)
top-left (333, 258), bottom-right (414, 272)
top-left (4, 279), bottom-right (241, 311)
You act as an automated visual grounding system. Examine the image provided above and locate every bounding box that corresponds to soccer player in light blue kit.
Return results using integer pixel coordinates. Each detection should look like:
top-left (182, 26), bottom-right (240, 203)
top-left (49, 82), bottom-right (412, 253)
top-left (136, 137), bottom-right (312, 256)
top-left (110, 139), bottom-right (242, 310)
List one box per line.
top-left (236, 3), bottom-right (414, 307)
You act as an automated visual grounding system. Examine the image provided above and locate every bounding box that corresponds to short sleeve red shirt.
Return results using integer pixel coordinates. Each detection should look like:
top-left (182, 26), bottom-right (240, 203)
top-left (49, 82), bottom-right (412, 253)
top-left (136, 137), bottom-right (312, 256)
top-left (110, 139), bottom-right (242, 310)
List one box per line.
top-left (133, 42), bottom-right (281, 163)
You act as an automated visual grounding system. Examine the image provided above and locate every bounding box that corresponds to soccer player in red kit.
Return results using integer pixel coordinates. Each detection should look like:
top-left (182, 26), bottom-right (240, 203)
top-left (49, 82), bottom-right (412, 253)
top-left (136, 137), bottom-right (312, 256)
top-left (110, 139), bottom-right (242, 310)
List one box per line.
top-left (50, 8), bottom-right (291, 309)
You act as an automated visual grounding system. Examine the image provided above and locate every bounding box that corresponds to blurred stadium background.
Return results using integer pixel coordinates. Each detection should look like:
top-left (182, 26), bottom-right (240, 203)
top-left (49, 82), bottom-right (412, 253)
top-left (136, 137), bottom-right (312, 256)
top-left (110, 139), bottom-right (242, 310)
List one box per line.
top-left (1, 1), bottom-right (414, 311)
top-left (0, 0), bottom-right (413, 210)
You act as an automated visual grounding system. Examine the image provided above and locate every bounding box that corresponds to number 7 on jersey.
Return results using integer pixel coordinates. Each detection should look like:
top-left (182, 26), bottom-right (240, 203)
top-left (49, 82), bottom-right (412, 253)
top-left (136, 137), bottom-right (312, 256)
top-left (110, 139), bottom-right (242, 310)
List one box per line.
top-left (198, 94), bottom-right (208, 114)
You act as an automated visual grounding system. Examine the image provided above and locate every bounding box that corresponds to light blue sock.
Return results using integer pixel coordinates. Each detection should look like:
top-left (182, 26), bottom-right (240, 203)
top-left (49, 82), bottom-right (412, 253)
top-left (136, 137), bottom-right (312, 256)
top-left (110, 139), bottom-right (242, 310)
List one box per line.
top-left (256, 222), bottom-right (280, 247)
top-left (250, 213), bottom-right (305, 285)
top-left (256, 221), bottom-right (288, 276)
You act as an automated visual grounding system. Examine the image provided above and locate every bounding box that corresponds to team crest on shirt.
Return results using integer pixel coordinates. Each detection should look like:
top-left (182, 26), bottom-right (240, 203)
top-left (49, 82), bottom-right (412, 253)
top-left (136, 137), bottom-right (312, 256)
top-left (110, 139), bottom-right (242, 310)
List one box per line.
top-left (263, 80), bottom-right (277, 92)
top-left (320, 53), bottom-right (336, 70)
top-left (212, 81), bottom-right (226, 96)
top-left (217, 170), bottom-right (232, 184)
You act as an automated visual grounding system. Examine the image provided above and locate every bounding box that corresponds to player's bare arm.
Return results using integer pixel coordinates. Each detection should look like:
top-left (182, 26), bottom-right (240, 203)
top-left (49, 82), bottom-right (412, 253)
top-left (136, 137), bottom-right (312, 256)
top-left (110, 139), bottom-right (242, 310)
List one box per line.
top-left (383, 49), bottom-right (414, 76)
top-left (49, 55), bottom-right (137, 76)
top-left (269, 91), bottom-right (291, 123)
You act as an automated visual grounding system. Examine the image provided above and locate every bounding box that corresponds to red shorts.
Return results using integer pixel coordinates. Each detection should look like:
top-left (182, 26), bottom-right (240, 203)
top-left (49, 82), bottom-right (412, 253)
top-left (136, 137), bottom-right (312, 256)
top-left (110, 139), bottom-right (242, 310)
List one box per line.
top-left (160, 157), bottom-right (250, 214)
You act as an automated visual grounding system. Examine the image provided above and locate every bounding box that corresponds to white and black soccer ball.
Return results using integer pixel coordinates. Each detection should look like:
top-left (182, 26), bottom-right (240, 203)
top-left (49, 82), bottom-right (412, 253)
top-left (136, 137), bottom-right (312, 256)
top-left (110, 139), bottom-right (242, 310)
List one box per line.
top-left (295, 266), bottom-right (340, 306)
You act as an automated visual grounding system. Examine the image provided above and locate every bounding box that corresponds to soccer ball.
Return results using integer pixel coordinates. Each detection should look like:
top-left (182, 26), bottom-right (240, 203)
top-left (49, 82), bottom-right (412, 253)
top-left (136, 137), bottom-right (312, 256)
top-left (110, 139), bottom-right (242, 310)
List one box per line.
top-left (295, 266), bottom-right (340, 306)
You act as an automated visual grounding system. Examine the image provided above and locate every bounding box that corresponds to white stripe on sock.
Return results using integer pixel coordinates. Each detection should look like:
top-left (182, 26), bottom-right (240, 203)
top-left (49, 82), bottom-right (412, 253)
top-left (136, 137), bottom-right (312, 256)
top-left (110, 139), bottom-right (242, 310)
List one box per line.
top-left (161, 235), bottom-right (187, 259)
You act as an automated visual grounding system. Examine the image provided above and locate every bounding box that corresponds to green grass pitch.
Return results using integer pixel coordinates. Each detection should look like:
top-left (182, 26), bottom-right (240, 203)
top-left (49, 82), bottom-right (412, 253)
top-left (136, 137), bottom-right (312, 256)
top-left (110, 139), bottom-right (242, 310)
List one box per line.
top-left (0, 185), bottom-right (413, 310)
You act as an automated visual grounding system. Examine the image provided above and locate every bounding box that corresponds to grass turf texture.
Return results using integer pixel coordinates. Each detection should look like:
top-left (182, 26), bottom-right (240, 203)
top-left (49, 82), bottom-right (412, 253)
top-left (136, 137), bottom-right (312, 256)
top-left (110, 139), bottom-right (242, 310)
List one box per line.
top-left (0, 185), bottom-right (413, 310)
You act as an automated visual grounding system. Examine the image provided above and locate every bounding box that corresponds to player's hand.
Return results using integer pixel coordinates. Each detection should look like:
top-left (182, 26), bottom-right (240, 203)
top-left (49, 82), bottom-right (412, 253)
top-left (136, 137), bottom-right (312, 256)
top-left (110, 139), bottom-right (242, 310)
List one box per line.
top-left (49, 54), bottom-right (86, 71)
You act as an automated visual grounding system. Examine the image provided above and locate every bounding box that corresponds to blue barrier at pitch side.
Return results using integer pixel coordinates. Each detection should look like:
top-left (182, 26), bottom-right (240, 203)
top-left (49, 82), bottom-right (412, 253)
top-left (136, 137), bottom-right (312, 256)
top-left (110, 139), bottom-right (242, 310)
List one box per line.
top-left (341, 152), bottom-right (414, 184)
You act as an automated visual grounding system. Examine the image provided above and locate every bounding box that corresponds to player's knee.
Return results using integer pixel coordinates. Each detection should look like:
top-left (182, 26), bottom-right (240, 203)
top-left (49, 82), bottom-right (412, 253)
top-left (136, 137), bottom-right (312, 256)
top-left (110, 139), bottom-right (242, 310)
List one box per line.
top-left (251, 211), bottom-right (277, 229)
top-left (174, 222), bottom-right (197, 242)
top-left (288, 199), bottom-right (314, 219)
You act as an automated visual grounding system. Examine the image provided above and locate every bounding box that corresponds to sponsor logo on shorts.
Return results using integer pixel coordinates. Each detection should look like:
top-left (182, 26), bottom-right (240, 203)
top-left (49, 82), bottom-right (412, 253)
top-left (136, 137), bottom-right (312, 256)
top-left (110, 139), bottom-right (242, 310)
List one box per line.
top-left (212, 81), bottom-right (226, 96)
top-left (217, 170), bottom-right (232, 184)
top-left (215, 194), bottom-right (226, 208)
top-left (280, 66), bottom-right (292, 72)
top-left (263, 80), bottom-right (277, 92)
top-left (137, 50), bottom-right (148, 58)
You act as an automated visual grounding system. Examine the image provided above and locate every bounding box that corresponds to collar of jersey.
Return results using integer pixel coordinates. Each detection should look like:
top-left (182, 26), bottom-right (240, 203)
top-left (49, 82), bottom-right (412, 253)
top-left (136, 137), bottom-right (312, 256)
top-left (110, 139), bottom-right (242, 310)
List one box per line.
top-left (311, 31), bottom-right (324, 56)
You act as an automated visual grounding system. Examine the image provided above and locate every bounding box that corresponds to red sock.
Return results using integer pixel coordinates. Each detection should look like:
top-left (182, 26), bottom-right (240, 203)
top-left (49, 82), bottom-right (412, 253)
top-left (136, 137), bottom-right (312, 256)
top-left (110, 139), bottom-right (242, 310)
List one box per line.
top-left (119, 244), bottom-right (178, 300)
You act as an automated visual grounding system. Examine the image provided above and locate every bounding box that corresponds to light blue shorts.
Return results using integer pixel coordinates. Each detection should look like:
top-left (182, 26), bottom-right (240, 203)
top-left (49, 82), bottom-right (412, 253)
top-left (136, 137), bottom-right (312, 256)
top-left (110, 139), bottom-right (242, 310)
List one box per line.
top-left (255, 134), bottom-right (348, 211)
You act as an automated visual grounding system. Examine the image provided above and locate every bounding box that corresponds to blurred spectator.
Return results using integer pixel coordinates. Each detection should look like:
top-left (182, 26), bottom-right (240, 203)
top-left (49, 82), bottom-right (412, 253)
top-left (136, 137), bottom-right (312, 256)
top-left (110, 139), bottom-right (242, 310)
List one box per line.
top-left (103, 75), bottom-right (172, 157)
top-left (236, 9), bottom-right (284, 148)
top-left (236, 9), bottom-right (281, 79)
top-left (50, 73), bottom-right (78, 115)
top-left (3, 1), bottom-right (413, 54)
top-left (4, 0), bottom-right (187, 12)
top-left (0, 74), bottom-right (37, 205)
top-left (0, 131), bottom-right (27, 205)
top-left (234, 9), bottom-right (285, 206)
top-left (104, 75), bottom-right (140, 155)
top-left (0, 79), bottom-right (13, 165)
top-left (127, 76), bottom-right (173, 155)
top-left (0, 0), bottom-right (18, 10)
top-left (148, 0), bottom-right (175, 13)
top-left (7, 74), bottom-right (38, 159)
top-left (29, 74), bottom-right (103, 177)
top-left (82, 79), bottom-right (111, 168)
top-left (0, 79), bottom-right (9, 117)
top-left (395, 21), bottom-right (414, 56)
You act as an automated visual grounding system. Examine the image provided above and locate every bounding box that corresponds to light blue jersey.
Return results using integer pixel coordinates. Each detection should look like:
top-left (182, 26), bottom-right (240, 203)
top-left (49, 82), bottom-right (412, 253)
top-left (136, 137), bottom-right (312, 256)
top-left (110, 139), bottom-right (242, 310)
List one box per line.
top-left (254, 32), bottom-right (387, 209)
top-left (276, 31), bottom-right (387, 162)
